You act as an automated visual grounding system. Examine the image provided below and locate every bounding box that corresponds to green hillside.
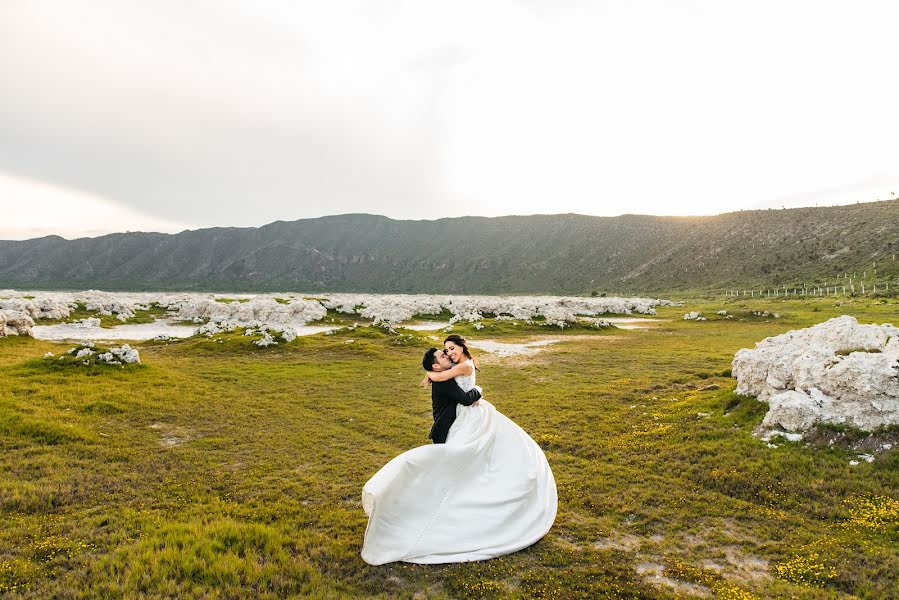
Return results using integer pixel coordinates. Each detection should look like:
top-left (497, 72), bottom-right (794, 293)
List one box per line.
top-left (1, 201), bottom-right (897, 294)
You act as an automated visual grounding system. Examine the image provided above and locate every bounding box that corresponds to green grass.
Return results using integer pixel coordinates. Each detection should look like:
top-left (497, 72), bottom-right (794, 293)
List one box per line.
top-left (835, 348), bottom-right (882, 356)
top-left (308, 309), bottom-right (368, 327)
top-left (1, 297), bottom-right (898, 597)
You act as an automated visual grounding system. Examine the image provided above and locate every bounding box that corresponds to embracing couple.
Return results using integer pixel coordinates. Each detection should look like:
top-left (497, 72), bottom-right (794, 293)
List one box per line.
top-left (361, 334), bottom-right (558, 565)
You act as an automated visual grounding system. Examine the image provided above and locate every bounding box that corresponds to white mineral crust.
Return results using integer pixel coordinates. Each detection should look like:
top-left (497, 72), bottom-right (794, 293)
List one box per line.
top-left (0, 310), bottom-right (35, 337)
top-left (733, 316), bottom-right (899, 433)
top-left (2, 290), bottom-right (674, 336)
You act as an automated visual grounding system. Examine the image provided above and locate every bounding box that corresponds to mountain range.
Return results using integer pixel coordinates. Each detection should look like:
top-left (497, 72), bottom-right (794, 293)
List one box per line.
top-left (2, 200), bottom-right (898, 294)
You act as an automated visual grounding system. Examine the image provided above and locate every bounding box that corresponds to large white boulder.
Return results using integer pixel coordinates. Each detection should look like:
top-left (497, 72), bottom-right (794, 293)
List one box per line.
top-left (0, 310), bottom-right (35, 337)
top-left (733, 316), bottom-right (899, 433)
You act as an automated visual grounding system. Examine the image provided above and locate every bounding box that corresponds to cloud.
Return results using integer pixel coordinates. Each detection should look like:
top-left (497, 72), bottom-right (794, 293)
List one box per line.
top-left (1, 0), bottom-right (898, 238)
top-left (0, 1), bottom-right (454, 226)
top-left (0, 172), bottom-right (194, 240)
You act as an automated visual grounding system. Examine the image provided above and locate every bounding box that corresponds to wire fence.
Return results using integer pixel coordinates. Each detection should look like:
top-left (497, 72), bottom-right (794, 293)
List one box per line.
top-left (720, 258), bottom-right (899, 298)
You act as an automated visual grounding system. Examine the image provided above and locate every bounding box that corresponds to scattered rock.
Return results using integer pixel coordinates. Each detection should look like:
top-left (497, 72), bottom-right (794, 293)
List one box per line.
top-left (107, 344), bottom-right (140, 364)
top-left (254, 331), bottom-right (278, 347)
top-left (752, 310), bottom-right (778, 318)
top-left (760, 430), bottom-right (803, 443)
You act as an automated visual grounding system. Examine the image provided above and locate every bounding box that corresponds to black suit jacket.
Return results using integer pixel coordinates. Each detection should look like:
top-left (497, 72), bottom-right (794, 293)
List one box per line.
top-left (428, 378), bottom-right (481, 444)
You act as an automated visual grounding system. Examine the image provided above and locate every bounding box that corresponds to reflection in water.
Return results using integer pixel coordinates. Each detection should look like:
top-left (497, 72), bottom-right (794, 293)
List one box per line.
top-left (591, 317), bottom-right (664, 330)
top-left (402, 321), bottom-right (450, 331)
top-left (33, 320), bottom-right (196, 341)
top-left (468, 339), bottom-right (561, 357)
top-left (33, 320), bottom-right (337, 342)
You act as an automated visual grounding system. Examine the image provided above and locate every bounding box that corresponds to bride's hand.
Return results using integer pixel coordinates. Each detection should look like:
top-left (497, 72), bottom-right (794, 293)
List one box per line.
top-left (419, 375), bottom-right (431, 387)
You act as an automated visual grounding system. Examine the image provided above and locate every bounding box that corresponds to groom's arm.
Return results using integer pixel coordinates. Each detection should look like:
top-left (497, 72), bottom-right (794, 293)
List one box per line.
top-left (439, 380), bottom-right (481, 406)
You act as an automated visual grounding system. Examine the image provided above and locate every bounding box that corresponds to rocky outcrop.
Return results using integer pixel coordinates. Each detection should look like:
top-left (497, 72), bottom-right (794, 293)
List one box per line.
top-left (733, 316), bottom-right (899, 434)
top-left (97, 344), bottom-right (141, 364)
top-left (0, 310), bottom-right (35, 336)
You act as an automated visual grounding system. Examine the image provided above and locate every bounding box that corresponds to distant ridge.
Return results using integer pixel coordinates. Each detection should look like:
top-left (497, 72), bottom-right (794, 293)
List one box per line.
top-left (2, 201), bottom-right (898, 294)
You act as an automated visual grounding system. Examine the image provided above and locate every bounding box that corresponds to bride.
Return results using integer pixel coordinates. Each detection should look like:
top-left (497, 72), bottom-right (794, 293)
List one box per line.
top-left (361, 334), bottom-right (557, 565)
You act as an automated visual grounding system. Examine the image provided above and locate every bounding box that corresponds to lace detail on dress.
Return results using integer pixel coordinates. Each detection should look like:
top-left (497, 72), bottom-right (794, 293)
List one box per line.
top-left (454, 359), bottom-right (476, 392)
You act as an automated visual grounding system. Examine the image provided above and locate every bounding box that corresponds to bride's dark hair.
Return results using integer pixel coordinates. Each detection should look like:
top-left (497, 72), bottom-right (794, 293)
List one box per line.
top-left (443, 334), bottom-right (480, 372)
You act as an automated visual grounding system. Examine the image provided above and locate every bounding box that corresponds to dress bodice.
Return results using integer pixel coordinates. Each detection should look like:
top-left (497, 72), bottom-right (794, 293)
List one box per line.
top-left (454, 359), bottom-right (476, 392)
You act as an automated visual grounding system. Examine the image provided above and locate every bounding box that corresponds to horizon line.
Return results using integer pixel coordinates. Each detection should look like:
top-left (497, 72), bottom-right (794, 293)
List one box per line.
top-left (4, 197), bottom-right (896, 243)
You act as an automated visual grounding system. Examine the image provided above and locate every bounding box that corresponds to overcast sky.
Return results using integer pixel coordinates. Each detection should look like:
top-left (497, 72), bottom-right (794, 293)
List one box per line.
top-left (2, 0), bottom-right (898, 240)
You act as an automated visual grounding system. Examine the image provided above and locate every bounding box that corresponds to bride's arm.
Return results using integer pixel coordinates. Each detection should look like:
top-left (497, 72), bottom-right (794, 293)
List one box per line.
top-left (444, 381), bottom-right (482, 406)
top-left (426, 362), bottom-right (473, 382)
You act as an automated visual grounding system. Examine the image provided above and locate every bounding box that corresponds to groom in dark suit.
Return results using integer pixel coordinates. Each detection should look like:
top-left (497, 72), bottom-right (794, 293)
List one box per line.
top-left (422, 348), bottom-right (481, 444)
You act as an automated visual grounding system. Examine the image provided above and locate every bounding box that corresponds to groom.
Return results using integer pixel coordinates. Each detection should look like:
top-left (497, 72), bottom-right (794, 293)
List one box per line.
top-left (422, 348), bottom-right (481, 444)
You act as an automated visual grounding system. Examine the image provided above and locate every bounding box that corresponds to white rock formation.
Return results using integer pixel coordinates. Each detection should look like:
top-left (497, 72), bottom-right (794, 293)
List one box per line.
top-left (98, 344), bottom-right (141, 364)
top-left (197, 320), bottom-right (239, 337)
top-left (733, 316), bottom-right (899, 433)
top-left (323, 293), bottom-right (676, 326)
top-left (684, 312), bottom-right (702, 320)
top-left (0, 310), bottom-right (35, 336)
top-left (0, 297), bottom-right (75, 320)
top-left (254, 331), bottom-right (278, 347)
top-left (171, 297), bottom-right (326, 329)
top-left (2, 290), bottom-right (676, 334)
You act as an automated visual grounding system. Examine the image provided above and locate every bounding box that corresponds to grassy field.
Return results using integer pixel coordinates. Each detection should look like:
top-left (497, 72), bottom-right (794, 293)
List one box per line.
top-left (1, 298), bottom-right (898, 598)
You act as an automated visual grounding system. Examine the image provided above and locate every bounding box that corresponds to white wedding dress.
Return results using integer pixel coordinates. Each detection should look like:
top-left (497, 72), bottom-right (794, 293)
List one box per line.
top-left (361, 360), bottom-right (557, 565)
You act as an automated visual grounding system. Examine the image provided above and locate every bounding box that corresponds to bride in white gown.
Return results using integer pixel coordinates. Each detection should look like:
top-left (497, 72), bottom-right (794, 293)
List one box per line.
top-left (361, 335), bottom-right (557, 565)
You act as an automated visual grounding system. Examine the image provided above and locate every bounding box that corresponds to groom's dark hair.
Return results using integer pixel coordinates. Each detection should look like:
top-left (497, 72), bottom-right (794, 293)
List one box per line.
top-left (422, 348), bottom-right (439, 371)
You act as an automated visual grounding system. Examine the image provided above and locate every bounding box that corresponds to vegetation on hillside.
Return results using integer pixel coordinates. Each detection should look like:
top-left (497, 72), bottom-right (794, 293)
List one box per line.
top-left (2, 201), bottom-right (898, 294)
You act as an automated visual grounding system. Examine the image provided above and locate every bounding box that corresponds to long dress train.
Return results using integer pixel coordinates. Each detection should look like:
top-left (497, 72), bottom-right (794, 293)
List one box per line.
top-left (361, 361), bottom-right (557, 565)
